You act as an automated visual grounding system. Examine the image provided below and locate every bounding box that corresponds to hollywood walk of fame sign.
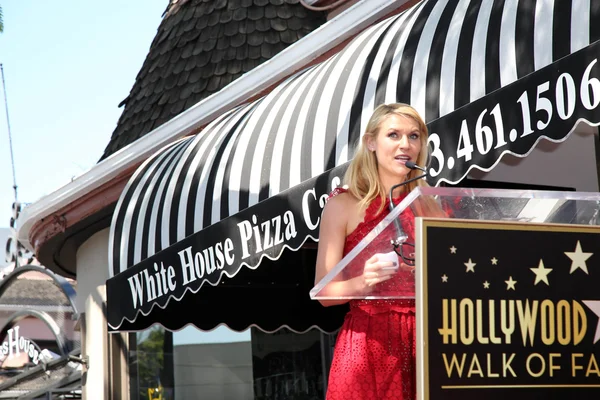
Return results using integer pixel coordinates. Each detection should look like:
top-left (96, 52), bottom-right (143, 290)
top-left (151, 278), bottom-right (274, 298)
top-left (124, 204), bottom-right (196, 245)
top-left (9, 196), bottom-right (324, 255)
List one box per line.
top-left (416, 218), bottom-right (600, 400)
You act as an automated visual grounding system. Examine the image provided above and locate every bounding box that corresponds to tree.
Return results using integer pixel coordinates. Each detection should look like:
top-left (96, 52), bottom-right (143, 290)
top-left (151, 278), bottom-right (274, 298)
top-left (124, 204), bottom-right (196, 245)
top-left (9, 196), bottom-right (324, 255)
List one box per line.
top-left (0, 6), bottom-right (3, 33)
top-left (136, 327), bottom-right (167, 399)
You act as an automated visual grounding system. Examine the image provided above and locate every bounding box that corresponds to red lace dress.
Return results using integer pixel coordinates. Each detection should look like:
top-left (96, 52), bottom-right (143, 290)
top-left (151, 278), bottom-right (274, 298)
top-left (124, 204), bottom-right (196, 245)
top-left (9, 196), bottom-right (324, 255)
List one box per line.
top-left (326, 189), bottom-right (416, 400)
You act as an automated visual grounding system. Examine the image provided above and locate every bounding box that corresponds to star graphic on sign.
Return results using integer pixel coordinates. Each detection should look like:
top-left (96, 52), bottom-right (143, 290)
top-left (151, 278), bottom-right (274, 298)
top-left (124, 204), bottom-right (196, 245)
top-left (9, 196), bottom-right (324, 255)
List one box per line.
top-left (441, 274), bottom-right (448, 283)
top-left (483, 281), bottom-right (490, 289)
top-left (530, 259), bottom-right (552, 286)
top-left (565, 241), bottom-right (593, 274)
top-left (464, 259), bottom-right (476, 273)
top-left (450, 246), bottom-right (457, 254)
top-left (491, 257), bottom-right (498, 265)
top-left (582, 300), bottom-right (600, 344)
top-left (505, 276), bottom-right (517, 290)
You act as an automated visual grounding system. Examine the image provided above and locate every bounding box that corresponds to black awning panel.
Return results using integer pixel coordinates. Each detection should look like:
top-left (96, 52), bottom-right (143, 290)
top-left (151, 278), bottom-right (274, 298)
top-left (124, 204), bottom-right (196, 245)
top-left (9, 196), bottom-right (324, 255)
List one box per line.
top-left (108, 247), bottom-right (348, 333)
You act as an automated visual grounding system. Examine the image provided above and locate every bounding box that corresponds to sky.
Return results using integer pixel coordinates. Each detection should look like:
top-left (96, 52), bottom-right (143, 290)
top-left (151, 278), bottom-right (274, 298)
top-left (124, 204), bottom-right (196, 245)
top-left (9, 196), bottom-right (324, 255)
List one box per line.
top-left (0, 1), bottom-right (167, 233)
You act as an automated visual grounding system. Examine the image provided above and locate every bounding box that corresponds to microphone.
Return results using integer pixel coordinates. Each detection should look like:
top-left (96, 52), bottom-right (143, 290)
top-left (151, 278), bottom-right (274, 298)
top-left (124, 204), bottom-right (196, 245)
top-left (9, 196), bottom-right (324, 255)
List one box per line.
top-left (405, 160), bottom-right (427, 173)
top-left (388, 161), bottom-right (428, 255)
top-left (388, 161), bottom-right (428, 207)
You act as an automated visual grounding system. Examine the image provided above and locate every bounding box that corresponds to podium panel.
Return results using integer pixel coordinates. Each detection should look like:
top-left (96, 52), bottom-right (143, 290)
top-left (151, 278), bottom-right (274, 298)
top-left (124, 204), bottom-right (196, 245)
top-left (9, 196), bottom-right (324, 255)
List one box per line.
top-left (416, 218), bottom-right (600, 399)
top-left (310, 187), bottom-right (600, 300)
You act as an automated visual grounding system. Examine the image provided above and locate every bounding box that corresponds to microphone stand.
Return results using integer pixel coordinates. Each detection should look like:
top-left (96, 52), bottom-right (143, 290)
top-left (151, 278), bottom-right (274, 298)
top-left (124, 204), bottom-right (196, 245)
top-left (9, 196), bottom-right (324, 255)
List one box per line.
top-left (388, 167), bottom-right (428, 252)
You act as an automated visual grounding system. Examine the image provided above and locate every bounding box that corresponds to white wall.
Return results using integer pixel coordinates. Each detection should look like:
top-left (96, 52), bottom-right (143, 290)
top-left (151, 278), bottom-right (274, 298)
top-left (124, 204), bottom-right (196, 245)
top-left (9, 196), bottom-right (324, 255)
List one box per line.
top-left (174, 342), bottom-right (254, 400)
top-left (75, 228), bottom-right (110, 314)
top-left (76, 228), bottom-right (110, 400)
top-left (468, 125), bottom-right (599, 192)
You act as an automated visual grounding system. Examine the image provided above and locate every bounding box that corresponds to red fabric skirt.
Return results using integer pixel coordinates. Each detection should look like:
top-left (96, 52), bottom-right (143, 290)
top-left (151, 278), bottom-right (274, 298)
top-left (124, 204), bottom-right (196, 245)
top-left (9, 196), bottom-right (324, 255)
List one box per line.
top-left (326, 300), bottom-right (416, 400)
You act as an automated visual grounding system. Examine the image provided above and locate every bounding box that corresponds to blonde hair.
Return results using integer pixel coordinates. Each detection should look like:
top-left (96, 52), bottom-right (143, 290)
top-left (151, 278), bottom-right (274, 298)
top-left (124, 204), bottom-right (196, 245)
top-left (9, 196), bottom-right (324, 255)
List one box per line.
top-left (344, 103), bottom-right (429, 213)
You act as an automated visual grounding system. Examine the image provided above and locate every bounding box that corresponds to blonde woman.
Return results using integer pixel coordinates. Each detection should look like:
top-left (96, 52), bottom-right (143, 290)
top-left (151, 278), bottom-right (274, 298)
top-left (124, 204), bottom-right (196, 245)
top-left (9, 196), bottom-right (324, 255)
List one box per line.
top-left (315, 103), bottom-right (429, 400)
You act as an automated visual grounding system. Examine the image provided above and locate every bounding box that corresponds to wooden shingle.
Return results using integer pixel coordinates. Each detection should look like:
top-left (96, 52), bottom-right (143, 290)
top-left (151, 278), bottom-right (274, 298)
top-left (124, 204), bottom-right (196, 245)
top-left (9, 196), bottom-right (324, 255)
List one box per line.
top-left (100, 0), bottom-right (325, 159)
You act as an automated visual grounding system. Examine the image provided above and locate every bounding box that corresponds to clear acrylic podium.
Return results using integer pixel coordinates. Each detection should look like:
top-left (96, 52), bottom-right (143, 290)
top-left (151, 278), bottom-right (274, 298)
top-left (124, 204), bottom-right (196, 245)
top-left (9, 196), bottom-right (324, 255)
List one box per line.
top-left (310, 187), bottom-right (600, 300)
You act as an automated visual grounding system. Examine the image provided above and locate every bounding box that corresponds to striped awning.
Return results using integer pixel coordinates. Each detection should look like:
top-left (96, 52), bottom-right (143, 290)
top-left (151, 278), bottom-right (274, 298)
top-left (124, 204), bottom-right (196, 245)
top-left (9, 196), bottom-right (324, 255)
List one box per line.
top-left (107, 0), bottom-right (600, 332)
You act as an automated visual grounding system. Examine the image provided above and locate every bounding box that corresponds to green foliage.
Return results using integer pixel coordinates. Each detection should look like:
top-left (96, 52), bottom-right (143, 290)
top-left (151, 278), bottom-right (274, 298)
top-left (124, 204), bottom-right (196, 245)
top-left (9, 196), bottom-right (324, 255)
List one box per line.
top-left (0, 6), bottom-right (3, 33)
top-left (136, 327), bottom-right (166, 399)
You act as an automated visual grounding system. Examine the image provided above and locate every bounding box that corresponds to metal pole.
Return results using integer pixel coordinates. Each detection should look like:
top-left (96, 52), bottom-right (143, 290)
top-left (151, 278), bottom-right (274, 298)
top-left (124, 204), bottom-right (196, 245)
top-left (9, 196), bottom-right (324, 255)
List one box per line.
top-left (1, 63), bottom-right (20, 269)
top-left (0, 63), bottom-right (18, 203)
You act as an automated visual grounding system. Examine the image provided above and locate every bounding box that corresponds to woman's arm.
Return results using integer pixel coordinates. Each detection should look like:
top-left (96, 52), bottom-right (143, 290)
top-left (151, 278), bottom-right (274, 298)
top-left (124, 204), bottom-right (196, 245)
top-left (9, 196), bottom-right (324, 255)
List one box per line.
top-left (314, 194), bottom-right (355, 306)
top-left (314, 194), bottom-right (395, 306)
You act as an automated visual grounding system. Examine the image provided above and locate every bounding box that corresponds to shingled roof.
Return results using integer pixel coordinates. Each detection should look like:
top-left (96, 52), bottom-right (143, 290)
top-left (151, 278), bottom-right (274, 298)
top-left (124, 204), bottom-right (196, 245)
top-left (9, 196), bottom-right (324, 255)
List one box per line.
top-left (100, 0), bottom-right (326, 160)
top-left (0, 279), bottom-right (75, 307)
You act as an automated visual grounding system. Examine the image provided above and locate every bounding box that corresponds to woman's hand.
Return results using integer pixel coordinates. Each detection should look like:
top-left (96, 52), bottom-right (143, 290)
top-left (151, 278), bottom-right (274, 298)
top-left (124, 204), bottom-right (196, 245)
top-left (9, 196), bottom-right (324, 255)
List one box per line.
top-left (399, 262), bottom-right (416, 275)
top-left (363, 253), bottom-right (398, 288)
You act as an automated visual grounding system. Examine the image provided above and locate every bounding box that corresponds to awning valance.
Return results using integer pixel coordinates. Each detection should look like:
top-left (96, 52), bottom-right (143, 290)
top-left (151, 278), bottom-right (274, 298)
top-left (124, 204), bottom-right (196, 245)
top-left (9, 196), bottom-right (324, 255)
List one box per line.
top-left (107, 0), bottom-right (600, 332)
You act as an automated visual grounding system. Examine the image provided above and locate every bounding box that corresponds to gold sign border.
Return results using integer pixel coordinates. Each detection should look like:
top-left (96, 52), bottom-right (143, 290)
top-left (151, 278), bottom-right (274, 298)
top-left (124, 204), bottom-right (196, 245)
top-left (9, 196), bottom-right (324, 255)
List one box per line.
top-left (415, 217), bottom-right (600, 400)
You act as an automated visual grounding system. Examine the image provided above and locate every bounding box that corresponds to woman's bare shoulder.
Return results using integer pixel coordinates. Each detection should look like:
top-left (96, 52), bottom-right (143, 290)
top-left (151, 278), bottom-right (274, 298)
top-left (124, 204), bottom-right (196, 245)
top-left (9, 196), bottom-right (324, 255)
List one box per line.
top-left (325, 189), bottom-right (359, 210)
top-left (322, 190), bottom-right (364, 234)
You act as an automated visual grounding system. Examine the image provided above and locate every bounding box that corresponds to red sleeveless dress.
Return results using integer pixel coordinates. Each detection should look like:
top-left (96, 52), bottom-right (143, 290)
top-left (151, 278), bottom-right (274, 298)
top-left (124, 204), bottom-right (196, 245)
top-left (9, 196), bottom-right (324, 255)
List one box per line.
top-left (326, 189), bottom-right (416, 400)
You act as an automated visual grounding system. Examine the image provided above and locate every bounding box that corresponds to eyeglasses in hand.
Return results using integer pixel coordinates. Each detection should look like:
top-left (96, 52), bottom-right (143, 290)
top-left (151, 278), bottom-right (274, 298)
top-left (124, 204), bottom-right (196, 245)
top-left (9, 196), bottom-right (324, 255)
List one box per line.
top-left (394, 241), bottom-right (415, 267)
top-left (387, 164), bottom-right (428, 268)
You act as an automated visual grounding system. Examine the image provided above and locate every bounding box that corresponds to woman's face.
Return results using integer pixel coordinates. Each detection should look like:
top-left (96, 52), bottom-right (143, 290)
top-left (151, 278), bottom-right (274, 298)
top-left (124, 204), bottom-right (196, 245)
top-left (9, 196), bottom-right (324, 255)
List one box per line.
top-left (366, 113), bottom-right (422, 188)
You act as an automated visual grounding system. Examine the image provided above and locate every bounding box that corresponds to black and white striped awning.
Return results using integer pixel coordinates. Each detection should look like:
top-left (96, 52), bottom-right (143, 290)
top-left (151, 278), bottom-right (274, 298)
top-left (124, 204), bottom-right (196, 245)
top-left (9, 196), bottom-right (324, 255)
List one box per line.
top-left (107, 0), bottom-right (600, 332)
